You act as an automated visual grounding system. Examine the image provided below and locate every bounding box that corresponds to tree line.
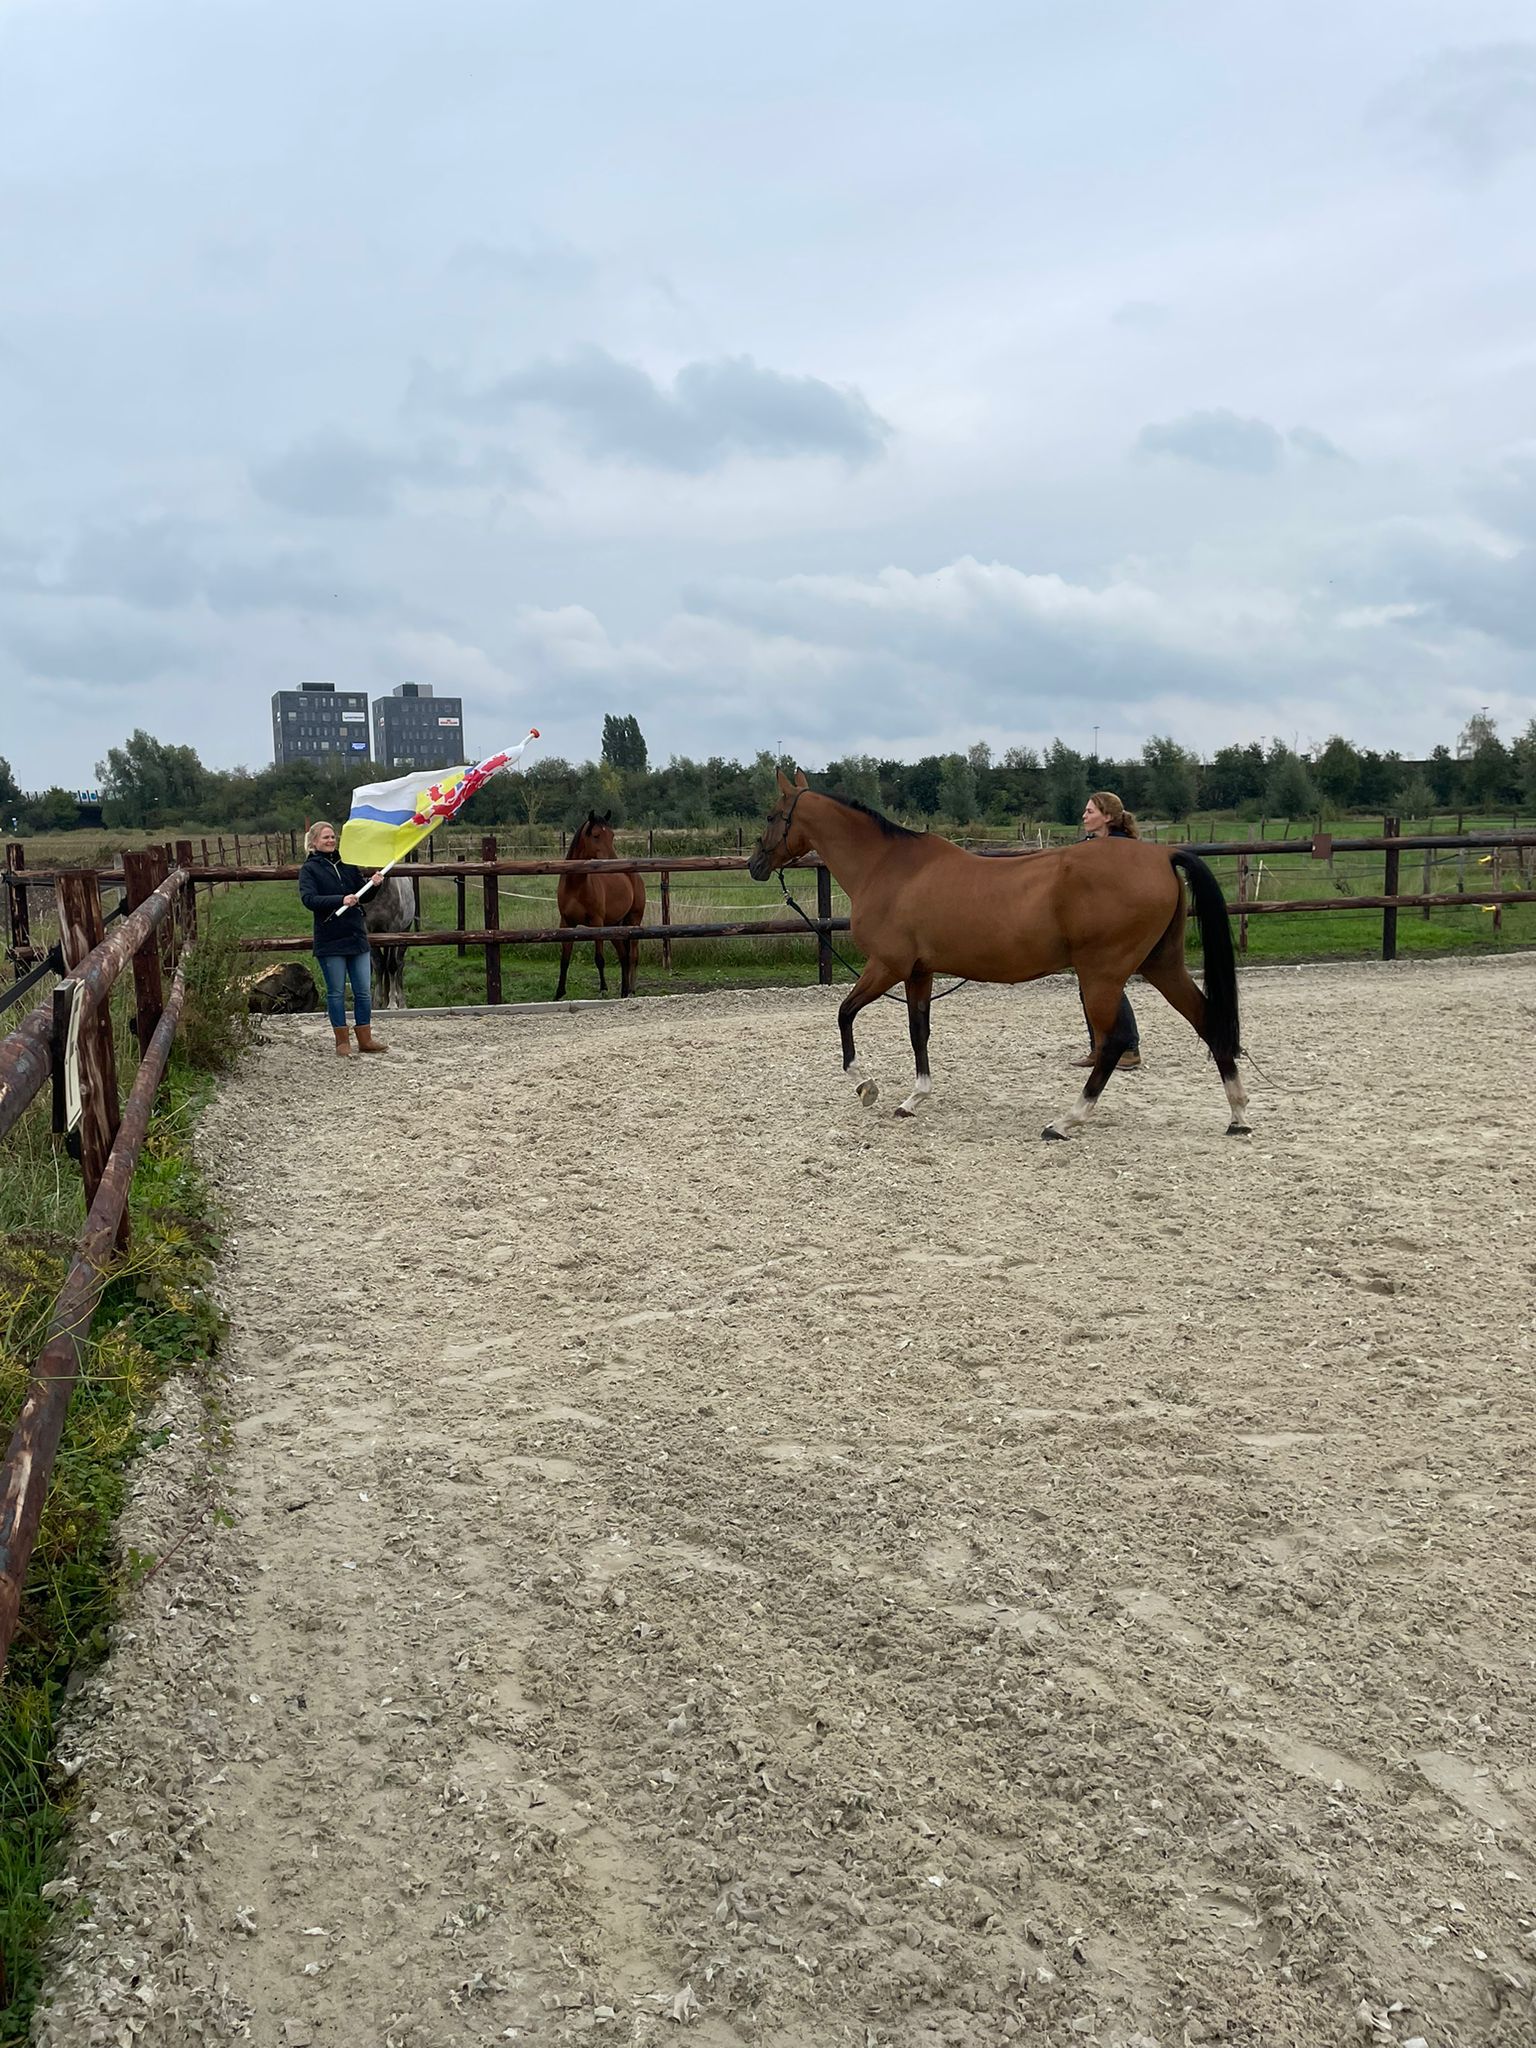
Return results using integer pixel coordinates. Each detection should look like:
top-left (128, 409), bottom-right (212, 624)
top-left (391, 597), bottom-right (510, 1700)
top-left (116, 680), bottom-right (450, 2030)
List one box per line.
top-left (2, 711), bottom-right (1533, 837)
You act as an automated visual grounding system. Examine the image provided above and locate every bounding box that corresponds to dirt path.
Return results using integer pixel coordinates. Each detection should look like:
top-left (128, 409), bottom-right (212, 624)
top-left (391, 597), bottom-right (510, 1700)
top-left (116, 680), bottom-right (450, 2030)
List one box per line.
top-left (36, 958), bottom-right (1536, 2047)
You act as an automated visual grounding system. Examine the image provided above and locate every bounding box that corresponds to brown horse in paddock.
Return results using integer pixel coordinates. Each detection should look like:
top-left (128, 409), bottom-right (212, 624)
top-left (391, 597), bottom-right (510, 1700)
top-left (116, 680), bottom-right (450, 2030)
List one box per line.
top-left (554, 811), bottom-right (646, 999)
top-left (747, 771), bottom-right (1247, 1140)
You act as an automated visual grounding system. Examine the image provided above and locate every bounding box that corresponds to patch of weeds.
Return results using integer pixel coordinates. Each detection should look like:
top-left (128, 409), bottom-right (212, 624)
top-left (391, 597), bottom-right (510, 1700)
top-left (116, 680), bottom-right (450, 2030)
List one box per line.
top-left (0, 1064), bottom-right (228, 2041)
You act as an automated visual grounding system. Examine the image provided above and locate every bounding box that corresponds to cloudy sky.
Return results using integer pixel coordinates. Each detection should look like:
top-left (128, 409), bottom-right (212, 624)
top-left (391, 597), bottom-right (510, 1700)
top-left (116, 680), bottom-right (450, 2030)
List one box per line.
top-left (3, 0), bottom-right (1535, 791)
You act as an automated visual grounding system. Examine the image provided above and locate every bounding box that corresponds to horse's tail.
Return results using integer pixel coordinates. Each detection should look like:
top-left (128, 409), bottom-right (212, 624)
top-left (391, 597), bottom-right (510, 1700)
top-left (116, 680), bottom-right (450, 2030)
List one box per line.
top-left (1170, 849), bottom-right (1241, 1062)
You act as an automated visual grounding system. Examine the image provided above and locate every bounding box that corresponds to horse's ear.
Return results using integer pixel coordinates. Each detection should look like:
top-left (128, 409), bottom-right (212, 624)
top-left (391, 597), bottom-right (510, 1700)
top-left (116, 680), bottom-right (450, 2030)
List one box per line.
top-left (793, 770), bottom-right (808, 790)
top-left (602, 810), bottom-right (612, 823)
top-left (776, 769), bottom-right (794, 795)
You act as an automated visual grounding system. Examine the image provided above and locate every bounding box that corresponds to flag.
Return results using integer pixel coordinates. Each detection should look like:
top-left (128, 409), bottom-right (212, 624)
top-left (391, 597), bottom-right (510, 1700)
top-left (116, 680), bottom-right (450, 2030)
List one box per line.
top-left (339, 731), bottom-right (540, 870)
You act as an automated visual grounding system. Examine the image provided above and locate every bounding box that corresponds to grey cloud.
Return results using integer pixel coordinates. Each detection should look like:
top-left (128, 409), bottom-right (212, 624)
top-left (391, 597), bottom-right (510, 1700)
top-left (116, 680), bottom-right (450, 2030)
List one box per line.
top-left (1289, 425), bottom-right (1352, 463)
top-left (412, 347), bottom-right (891, 472)
top-left (1376, 42), bottom-right (1536, 179)
top-left (1112, 300), bottom-right (1168, 330)
top-left (1136, 409), bottom-right (1284, 474)
top-left (62, 518), bottom-right (377, 616)
top-left (1471, 453), bottom-right (1536, 540)
top-left (251, 431), bottom-right (533, 517)
top-left (1341, 524), bottom-right (1536, 650)
top-left (7, 613), bottom-right (189, 686)
top-left (446, 238), bottom-right (597, 290)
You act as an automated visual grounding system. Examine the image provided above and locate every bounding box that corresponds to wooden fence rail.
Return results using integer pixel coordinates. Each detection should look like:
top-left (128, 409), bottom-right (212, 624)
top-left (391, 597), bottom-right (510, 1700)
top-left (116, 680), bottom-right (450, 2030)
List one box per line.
top-left (0, 862), bottom-right (194, 1680)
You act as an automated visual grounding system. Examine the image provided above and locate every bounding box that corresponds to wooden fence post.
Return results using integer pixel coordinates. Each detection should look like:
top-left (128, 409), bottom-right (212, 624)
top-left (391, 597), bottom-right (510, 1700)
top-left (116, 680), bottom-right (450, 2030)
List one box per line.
top-left (144, 845), bottom-right (174, 980)
top-left (816, 862), bottom-right (834, 984)
top-left (482, 835), bottom-right (502, 1003)
top-left (1493, 847), bottom-right (1503, 935)
top-left (1236, 853), bottom-right (1250, 954)
top-left (121, 851), bottom-right (166, 1054)
top-left (52, 872), bottom-right (127, 1246)
top-left (4, 842), bottom-right (29, 961)
top-left (456, 855), bottom-right (467, 958)
top-left (1381, 815), bottom-right (1400, 961)
top-left (660, 870), bottom-right (672, 970)
top-left (175, 842), bottom-right (197, 945)
top-left (1421, 845), bottom-right (1433, 919)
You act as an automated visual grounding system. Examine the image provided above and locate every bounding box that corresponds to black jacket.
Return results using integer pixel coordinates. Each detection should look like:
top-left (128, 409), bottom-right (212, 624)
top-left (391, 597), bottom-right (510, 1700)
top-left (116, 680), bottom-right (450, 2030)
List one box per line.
top-left (299, 851), bottom-right (370, 959)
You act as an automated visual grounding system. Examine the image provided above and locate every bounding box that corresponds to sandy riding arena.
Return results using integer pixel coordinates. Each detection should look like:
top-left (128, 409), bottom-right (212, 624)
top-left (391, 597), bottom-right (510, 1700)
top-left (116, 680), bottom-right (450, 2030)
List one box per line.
top-left (35, 956), bottom-right (1536, 2048)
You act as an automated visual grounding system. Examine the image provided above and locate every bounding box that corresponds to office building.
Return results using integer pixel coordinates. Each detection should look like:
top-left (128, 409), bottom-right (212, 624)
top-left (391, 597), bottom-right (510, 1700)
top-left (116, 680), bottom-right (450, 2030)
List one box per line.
top-left (271, 682), bottom-right (371, 766)
top-left (371, 683), bottom-right (466, 770)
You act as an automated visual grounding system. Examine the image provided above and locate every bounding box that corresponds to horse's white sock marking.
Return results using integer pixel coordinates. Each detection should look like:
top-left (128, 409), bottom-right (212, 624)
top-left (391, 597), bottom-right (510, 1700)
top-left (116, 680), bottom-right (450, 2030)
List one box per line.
top-left (1223, 1070), bottom-right (1251, 1132)
top-left (896, 1075), bottom-right (932, 1118)
top-left (1044, 1089), bottom-right (1094, 1140)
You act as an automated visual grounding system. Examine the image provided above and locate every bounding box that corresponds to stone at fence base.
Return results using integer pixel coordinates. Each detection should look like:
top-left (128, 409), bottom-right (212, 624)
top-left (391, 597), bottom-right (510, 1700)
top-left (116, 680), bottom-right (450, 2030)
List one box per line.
top-left (246, 962), bottom-right (320, 1013)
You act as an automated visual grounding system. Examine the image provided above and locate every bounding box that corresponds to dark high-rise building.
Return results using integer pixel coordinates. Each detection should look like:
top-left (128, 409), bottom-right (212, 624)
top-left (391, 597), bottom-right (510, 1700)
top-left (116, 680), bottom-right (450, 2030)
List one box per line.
top-left (371, 683), bottom-right (466, 770)
top-left (271, 682), bottom-right (371, 766)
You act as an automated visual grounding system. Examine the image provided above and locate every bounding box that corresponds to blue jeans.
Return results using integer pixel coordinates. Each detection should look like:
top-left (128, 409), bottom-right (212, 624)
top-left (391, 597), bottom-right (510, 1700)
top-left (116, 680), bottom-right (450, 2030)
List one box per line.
top-left (319, 952), bottom-right (372, 1030)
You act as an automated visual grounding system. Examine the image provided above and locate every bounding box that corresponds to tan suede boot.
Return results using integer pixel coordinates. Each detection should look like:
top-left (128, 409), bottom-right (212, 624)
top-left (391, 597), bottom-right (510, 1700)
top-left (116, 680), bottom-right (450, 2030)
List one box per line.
top-left (354, 1025), bottom-right (389, 1054)
top-left (333, 1027), bottom-right (354, 1058)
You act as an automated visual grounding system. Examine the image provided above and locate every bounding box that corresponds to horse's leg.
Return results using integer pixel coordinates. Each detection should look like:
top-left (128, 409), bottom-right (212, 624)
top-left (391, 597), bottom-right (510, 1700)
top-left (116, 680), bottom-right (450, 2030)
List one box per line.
top-left (1138, 956), bottom-right (1250, 1135)
top-left (594, 938), bottom-right (608, 994)
top-left (1042, 977), bottom-right (1137, 1140)
top-left (555, 930), bottom-right (574, 1000)
top-left (619, 920), bottom-right (640, 997)
top-left (839, 961), bottom-right (901, 1107)
top-left (896, 967), bottom-right (934, 1118)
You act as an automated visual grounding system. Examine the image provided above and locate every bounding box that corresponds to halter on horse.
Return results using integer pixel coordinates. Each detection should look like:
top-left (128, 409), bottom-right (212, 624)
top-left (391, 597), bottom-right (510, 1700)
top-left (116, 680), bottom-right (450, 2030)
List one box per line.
top-left (747, 771), bottom-right (1247, 1140)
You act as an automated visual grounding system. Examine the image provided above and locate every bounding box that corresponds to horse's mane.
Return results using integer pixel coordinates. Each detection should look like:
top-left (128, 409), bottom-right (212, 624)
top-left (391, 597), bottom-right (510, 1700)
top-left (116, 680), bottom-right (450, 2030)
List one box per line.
top-left (826, 791), bottom-right (924, 841)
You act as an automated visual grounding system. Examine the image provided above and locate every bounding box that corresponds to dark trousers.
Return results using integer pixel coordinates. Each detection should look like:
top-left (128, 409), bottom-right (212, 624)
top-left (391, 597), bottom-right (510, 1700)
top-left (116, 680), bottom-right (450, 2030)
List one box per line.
top-left (1080, 983), bottom-right (1139, 1052)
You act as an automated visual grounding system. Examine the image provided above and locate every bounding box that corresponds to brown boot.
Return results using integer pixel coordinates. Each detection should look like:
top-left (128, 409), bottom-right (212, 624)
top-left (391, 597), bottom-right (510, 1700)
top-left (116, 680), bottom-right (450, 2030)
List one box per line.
top-left (354, 1025), bottom-right (389, 1054)
top-left (1069, 1051), bottom-right (1097, 1067)
top-left (333, 1027), bottom-right (354, 1058)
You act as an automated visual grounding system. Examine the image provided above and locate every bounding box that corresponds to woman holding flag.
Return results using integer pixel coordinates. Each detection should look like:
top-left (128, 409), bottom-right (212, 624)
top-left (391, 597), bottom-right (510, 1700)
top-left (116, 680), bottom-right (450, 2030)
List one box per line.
top-left (302, 731), bottom-right (541, 1058)
top-left (298, 821), bottom-right (389, 1057)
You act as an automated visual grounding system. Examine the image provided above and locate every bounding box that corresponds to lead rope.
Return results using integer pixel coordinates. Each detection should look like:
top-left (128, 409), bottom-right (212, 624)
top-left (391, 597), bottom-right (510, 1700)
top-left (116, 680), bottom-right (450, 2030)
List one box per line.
top-left (775, 870), bottom-right (971, 1002)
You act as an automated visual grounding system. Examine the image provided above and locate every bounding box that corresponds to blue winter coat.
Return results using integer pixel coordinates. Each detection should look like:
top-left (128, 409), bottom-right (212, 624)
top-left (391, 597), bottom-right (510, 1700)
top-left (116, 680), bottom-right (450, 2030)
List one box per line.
top-left (298, 852), bottom-right (371, 960)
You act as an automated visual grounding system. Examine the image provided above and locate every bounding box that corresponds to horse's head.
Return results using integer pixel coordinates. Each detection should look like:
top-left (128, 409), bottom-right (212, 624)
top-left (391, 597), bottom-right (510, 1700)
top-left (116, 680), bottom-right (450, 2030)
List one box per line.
top-left (747, 770), bottom-right (810, 880)
top-left (570, 809), bottom-right (616, 858)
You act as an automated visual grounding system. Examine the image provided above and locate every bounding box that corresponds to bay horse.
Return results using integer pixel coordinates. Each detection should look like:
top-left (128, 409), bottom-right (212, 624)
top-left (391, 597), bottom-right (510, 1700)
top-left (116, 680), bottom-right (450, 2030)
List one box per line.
top-left (554, 811), bottom-right (646, 999)
top-left (747, 771), bottom-right (1248, 1140)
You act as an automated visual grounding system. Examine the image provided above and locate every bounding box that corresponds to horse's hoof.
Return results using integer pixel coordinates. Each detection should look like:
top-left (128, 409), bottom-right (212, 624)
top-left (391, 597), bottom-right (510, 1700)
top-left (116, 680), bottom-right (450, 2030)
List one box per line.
top-left (1041, 1125), bottom-right (1069, 1142)
top-left (856, 1080), bottom-right (879, 1107)
top-left (1226, 1122), bottom-right (1251, 1138)
top-left (894, 1104), bottom-right (915, 1119)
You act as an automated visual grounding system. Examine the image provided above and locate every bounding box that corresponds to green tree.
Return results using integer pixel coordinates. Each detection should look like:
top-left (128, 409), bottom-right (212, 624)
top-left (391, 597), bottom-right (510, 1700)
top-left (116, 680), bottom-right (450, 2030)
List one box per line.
top-left (1312, 735), bottom-right (1361, 809)
top-left (601, 714), bottom-right (648, 773)
top-left (1045, 740), bottom-right (1088, 826)
top-left (1203, 742), bottom-right (1265, 809)
top-left (1513, 719), bottom-right (1536, 810)
top-left (1265, 744), bottom-right (1318, 818)
top-left (938, 752), bottom-right (978, 824)
top-left (1427, 744), bottom-right (1458, 804)
top-left (0, 755), bottom-right (20, 809)
top-left (96, 729), bottom-right (209, 825)
top-left (28, 786), bottom-right (83, 830)
top-left (1141, 734), bottom-right (1199, 820)
top-left (824, 754), bottom-right (883, 807)
top-left (1394, 775), bottom-right (1436, 820)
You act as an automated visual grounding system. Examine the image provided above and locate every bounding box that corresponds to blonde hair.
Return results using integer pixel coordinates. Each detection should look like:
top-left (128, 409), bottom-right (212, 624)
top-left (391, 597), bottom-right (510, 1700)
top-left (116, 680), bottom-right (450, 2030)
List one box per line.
top-left (1089, 791), bottom-right (1139, 839)
top-left (304, 819), bottom-right (338, 853)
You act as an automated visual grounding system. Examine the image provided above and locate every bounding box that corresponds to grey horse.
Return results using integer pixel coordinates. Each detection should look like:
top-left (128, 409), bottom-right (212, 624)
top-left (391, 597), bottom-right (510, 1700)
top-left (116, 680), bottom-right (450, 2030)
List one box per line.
top-left (362, 876), bottom-right (416, 1010)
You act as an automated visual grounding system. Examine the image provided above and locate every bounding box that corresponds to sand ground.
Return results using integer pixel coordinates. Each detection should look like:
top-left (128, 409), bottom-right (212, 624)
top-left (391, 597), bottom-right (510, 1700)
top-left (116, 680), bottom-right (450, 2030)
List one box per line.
top-left (34, 957), bottom-right (1536, 2047)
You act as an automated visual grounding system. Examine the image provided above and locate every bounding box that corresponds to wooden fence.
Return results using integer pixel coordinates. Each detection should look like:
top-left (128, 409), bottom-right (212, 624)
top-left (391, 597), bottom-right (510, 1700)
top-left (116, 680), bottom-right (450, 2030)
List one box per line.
top-left (0, 853), bottom-right (198, 1678)
top-left (6, 825), bottom-right (1536, 1019)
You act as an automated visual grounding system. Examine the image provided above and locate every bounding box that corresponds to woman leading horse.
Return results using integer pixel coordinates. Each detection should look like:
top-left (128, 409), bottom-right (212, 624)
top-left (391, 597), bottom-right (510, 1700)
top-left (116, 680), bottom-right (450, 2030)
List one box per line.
top-left (747, 771), bottom-right (1248, 1140)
